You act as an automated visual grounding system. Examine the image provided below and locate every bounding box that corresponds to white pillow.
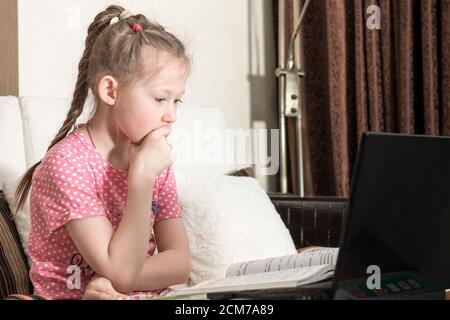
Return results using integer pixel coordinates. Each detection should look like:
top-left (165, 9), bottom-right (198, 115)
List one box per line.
top-left (2, 179), bottom-right (32, 267)
top-left (175, 171), bottom-right (297, 286)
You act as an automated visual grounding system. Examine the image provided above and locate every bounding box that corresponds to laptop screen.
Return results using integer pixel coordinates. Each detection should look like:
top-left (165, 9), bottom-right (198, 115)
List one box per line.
top-left (332, 133), bottom-right (450, 299)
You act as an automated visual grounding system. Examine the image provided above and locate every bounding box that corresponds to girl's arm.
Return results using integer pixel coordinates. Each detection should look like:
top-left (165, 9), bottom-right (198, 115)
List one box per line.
top-left (66, 171), bottom-right (155, 294)
top-left (134, 217), bottom-right (191, 291)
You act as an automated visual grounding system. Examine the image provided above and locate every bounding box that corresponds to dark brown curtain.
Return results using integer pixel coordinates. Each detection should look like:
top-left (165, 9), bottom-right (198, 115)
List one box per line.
top-left (275, 0), bottom-right (450, 196)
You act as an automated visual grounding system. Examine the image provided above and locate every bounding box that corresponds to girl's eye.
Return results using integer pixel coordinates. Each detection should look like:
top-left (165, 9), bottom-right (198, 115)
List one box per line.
top-left (155, 98), bottom-right (183, 104)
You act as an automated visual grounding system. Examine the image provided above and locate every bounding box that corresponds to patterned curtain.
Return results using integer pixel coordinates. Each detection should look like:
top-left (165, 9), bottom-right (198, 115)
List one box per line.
top-left (275, 0), bottom-right (450, 196)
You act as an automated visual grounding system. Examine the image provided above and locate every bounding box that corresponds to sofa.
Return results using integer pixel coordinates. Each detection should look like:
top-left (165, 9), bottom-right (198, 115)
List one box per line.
top-left (0, 95), bottom-right (347, 299)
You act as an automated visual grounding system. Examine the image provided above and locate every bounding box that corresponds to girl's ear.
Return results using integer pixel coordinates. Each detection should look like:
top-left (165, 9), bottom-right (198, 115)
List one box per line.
top-left (97, 75), bottom-right (119, 106)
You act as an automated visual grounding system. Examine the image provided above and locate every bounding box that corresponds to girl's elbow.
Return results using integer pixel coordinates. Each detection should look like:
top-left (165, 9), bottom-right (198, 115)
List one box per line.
top-left (110, 274), bottom-right (138, 294)
top-left (106, 267), bottom-right (140, 294)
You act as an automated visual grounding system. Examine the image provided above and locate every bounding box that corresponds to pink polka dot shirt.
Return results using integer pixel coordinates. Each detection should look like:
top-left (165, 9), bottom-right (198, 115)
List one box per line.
top-left (28, 125), bottom-right (182, 300)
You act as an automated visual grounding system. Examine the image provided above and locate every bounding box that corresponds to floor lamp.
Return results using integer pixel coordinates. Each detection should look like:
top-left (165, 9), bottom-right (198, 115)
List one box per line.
top-left (276, 0), bottom-right (311, 196)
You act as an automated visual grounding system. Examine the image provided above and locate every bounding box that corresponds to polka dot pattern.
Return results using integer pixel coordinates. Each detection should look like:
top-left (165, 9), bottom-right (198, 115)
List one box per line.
top-left (28, 125), bottom-right (182, 300)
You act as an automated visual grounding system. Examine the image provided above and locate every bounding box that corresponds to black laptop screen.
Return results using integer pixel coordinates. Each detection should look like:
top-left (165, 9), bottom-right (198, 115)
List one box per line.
top-left (333, 133), bottom-right (450, 299)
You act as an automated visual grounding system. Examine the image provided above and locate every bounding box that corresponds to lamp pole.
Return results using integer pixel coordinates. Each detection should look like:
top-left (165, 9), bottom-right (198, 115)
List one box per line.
top-left (276, 0), bottom-right (311, 196)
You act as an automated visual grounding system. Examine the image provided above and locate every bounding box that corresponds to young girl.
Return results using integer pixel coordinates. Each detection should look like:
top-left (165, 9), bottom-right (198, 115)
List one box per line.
top-left (15, 5), bottom-right (191, 300)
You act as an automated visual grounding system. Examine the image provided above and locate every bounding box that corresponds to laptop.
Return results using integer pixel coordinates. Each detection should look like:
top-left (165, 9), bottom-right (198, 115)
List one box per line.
top-left (208, 132), bottom-right (450, 300)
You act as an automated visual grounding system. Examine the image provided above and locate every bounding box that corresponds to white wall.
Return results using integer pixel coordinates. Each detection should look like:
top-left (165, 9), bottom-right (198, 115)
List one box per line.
top-left (17, 0), bottom-right (278, 191)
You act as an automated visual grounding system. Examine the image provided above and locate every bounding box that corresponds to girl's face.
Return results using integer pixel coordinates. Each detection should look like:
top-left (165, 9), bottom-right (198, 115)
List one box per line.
top-left (114, 54), bottom-right (188, 144)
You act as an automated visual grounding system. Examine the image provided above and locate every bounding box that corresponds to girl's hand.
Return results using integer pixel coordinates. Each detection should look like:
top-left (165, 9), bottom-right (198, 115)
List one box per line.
top-left (128, 126), bottom-right (175, 182)
top-left (82, 275), bottom-right (129, 300)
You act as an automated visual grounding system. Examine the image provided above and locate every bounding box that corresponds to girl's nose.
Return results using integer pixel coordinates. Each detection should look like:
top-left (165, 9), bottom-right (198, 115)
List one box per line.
top-left (163, 105), bottom-right (177, 123)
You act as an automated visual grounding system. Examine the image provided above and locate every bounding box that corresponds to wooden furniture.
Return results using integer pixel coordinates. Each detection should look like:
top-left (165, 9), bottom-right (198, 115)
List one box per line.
top-left (0, 0), bottom-right (18, 96)
top-left (268, 193), bottom-right (347, 248)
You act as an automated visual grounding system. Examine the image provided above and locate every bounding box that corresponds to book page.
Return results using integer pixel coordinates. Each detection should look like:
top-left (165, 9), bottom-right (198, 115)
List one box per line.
top-left (169, 264), bottom-right (335, 296)
top-left (225, 247), bottom-right (339, 278)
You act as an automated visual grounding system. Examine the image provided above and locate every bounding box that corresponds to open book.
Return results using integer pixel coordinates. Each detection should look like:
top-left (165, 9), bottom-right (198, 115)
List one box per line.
top-left (167, 247), bottom-right (339, 297)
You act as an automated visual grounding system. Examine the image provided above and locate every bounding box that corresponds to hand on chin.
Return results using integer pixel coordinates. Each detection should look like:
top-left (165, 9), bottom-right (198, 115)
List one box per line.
top-left (133, 126), bottom-right (169, 145)
top-left (134, 136), bottom-right (146, 145)
top-left (132, 129), bottom-right (153, 145)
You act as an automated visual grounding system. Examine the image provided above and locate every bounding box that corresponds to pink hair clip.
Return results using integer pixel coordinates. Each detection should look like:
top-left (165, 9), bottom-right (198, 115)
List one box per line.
top-left (132, 23), bottom-right (143, 32)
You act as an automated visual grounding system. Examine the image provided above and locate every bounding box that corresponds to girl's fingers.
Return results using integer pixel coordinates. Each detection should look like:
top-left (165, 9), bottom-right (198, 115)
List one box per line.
top-left (89, 277), bottom-right (128, 300)
top-left (151, 125), bottom-right (172, 139)
top-left (101, 282), bottom-right (129, 300)
top-left (102, 284), bottom-right (129, 300)
top-left (94, 291), bottom-right (120, 300)
top-left (83, 290), bottom-right (111, 300)
top-left (87, 289), bottom-right (127, 300)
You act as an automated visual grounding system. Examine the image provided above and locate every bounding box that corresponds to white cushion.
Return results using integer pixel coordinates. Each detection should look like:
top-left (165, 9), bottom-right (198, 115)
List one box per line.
top-left (0, 96), bottom-right (27, 186)
top-left (175, 171), bottom-right (296, 286)
top-left (19, 96), bottom-right (93, 167)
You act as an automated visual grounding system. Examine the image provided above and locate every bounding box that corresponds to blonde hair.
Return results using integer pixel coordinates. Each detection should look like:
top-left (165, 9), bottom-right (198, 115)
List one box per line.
top-left (15, 5), bottom-right (190, 213)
